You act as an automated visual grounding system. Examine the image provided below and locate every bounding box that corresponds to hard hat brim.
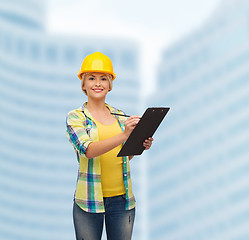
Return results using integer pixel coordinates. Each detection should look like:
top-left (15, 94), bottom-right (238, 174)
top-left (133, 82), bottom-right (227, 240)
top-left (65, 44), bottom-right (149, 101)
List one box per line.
top-left (77, 70), bottom-right (116, 80)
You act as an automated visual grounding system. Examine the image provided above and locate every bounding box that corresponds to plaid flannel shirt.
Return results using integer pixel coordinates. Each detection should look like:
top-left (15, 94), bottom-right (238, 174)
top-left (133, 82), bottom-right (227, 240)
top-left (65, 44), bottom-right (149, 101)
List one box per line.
top-left (66, 102), bottom-right (135, 213)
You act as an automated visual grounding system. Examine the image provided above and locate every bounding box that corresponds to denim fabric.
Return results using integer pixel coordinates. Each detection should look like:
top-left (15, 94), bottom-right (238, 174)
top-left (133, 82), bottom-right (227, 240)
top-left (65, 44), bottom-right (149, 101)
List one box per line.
top-left (73, 195), bottom-right (135, 240)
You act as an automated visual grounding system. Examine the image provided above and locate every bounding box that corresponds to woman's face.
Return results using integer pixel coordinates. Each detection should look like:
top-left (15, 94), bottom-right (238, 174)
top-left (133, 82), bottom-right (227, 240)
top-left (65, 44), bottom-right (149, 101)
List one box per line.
top-left (82, 72), bottom-right (111, 99)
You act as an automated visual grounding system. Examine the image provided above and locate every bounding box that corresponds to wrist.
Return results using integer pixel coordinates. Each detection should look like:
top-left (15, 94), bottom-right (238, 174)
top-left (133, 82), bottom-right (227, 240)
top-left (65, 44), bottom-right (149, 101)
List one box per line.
top-left (122, 132), bottom-right (129, 142)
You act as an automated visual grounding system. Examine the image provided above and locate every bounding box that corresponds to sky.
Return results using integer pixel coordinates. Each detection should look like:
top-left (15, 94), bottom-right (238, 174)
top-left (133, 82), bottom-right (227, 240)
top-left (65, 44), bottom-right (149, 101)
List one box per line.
top-left (46, 0), bottom-right (222, 95)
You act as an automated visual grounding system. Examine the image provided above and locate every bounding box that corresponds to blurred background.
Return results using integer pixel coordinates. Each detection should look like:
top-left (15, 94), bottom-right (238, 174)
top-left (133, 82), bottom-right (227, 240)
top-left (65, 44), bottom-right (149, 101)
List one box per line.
top-left (1, 0), bottom-right (249, 239)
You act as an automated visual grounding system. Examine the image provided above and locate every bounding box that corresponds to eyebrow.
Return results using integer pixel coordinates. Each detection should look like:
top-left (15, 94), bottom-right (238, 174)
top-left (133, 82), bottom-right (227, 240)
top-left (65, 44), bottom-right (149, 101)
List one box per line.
top-left (88, 74), bottom-right (107, 77)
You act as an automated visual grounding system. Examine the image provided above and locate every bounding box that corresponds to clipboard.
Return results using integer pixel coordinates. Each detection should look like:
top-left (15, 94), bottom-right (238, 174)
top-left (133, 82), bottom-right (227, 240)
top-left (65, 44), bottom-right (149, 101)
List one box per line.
top-left (117, 107), bottom-right (170, 157)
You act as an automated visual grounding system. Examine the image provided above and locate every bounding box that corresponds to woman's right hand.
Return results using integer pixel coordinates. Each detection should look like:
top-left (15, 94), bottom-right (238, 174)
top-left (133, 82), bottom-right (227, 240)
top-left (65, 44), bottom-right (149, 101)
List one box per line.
top-left (85, 115), bottom-right (140, 159)
top-left (123, 115), bottom-right (140, 138)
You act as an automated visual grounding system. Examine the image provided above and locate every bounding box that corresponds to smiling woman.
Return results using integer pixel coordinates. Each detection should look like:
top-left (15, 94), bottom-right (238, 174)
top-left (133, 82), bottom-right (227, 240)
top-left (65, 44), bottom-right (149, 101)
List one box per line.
top-left (78, 52), bottom-right (114, 95)
top-left (66, 52), bottom-right (153, 240)
top-left (81, 73), bottom-right (113, 96)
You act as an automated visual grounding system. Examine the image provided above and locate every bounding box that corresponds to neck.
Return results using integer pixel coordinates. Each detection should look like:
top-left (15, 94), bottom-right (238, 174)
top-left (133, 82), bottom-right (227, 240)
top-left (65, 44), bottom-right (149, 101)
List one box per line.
top-left (86, 98), bottom-right (107, 113)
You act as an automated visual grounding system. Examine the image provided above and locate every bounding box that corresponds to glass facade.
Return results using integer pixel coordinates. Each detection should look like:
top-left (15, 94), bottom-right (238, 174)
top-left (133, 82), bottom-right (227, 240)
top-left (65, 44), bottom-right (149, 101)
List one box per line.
top-left (0, 1), bottom-right (141, 239)
top-left (147, 1), bottom-right (249, 239)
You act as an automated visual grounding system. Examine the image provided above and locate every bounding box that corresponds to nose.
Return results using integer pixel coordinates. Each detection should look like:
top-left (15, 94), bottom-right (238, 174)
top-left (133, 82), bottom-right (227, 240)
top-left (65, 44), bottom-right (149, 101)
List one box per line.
top-left (95, 78), bottom-right (101, 86)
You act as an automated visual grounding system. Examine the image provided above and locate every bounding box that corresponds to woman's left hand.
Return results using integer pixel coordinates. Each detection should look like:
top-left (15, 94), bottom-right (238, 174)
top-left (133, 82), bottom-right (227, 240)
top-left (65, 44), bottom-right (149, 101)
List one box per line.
top-left (143, 137), bottom-right (154, 150)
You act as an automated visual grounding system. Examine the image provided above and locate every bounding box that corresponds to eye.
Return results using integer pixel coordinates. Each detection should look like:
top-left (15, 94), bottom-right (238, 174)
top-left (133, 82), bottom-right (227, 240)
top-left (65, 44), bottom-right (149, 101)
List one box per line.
top-left (89, 77), bottom-right (95, 80)
top-left (101, 77), bottom-right (107, 81)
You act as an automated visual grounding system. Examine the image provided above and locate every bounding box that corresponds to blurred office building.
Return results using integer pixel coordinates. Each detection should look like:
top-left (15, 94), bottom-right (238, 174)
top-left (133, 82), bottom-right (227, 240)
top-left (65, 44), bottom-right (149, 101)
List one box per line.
top-left (0, 0), bottom-right (141, 239)
top-left (147, 0), bottom-right (249, 239)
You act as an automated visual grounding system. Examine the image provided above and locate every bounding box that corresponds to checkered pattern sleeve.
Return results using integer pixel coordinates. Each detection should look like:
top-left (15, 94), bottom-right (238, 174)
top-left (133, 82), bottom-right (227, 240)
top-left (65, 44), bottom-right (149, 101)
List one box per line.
top-left (66, 110), bottom-right (93, 155)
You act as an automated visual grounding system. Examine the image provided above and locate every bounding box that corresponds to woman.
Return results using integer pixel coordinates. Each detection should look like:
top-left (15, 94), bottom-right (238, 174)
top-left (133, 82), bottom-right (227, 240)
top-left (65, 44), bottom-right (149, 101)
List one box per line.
top-left (66, 52), bottom-right (153, 240)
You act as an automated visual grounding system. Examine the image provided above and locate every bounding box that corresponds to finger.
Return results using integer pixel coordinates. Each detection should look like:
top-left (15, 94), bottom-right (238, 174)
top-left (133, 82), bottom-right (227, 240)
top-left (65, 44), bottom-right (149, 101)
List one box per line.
top-left (126, 118), bottom-right (140, 124)
top-left (126, 119), bottom-right (140, 127)
top-left (126, 121), bottom-right (139, 128)
top-left (143, 144), bottom-right (150, 150)
top-left (127, 116), bottom-right (140, 122)
top-left (144, 139), bottom-right (152, 144)
top-left (143, 141), bottom-right (151, 147)
top-left (144, 144), bottom-right (151, 149)
top-left (143, 144), bottom-right (150, 149)
top-left (143, 139), bottom-right (152, 149)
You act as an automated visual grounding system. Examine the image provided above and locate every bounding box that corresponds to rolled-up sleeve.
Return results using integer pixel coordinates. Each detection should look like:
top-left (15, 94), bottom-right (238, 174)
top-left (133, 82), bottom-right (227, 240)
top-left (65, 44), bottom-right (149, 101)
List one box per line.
top-left (66, 111), bottom-right (93, 155)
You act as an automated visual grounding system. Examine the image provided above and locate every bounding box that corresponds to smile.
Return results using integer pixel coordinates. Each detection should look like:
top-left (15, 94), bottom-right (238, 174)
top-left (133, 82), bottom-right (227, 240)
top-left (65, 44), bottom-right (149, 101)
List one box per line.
top-left (93, 89), bottom-right (103, 93)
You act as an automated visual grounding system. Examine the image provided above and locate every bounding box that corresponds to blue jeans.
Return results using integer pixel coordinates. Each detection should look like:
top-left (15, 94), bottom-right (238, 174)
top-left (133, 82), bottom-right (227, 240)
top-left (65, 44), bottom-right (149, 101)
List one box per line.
top-left (73, 195), bottom-right (135, 240)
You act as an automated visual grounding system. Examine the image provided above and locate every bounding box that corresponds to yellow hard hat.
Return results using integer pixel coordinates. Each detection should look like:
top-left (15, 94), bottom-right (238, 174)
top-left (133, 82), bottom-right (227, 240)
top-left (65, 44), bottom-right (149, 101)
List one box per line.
top-left (77, 52), bottom-right (116, 80)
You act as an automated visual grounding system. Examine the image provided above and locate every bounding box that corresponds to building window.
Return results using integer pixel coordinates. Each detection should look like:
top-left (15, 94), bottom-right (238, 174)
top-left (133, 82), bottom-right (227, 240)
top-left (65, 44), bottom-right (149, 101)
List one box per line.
top-left (30, 41), bottom-right (40, 60)
top-left (64, 47), bottom-right (76, 65)
top-left (3, 32), bottom-right (12, 53)
top-left (121, 51), bottom-right (134, 69)
top-left (46, 44), bottom-right (57, 62)
top-left (16, 37), bottom-right (26, 57)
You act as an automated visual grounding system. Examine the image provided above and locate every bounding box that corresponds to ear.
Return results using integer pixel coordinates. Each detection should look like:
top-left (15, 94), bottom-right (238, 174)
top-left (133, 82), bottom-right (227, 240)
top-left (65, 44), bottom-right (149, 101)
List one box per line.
top-left (81, 80), bottom-right (85, 90)
top-left (108, 81), bottom-right (112, 92)
top-left (82, 86), bottom-right (87, 93)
